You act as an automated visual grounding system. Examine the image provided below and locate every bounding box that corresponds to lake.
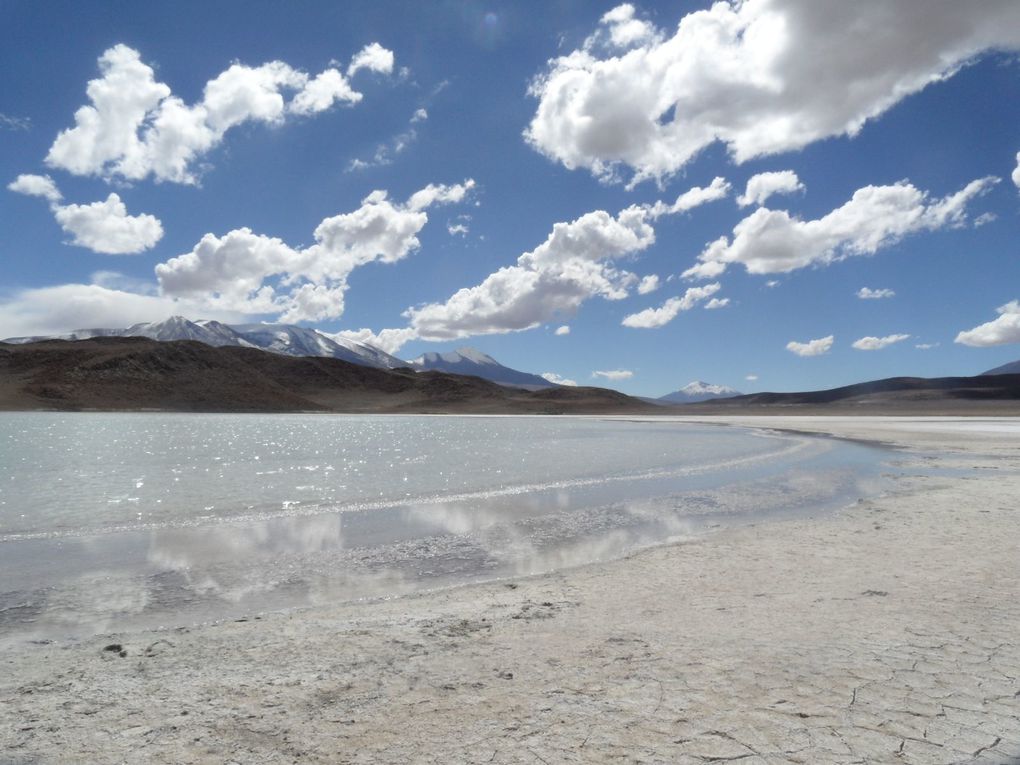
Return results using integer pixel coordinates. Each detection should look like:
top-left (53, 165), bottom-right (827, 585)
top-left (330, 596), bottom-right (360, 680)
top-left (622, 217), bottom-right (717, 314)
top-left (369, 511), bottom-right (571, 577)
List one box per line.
top-left (0, 413), bottom-right (891, 644)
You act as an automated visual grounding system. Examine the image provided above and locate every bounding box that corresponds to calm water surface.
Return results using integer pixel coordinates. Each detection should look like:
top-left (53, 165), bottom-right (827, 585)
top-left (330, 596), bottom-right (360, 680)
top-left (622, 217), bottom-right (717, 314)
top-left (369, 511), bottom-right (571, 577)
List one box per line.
top-left (0, 413), bottom-right (892, 643)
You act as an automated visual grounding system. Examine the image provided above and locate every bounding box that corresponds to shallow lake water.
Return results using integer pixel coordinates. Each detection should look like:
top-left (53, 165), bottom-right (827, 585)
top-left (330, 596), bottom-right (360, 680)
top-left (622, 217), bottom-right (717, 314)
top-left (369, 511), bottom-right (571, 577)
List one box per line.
top-left (0, 413), bottom-right (894, 644)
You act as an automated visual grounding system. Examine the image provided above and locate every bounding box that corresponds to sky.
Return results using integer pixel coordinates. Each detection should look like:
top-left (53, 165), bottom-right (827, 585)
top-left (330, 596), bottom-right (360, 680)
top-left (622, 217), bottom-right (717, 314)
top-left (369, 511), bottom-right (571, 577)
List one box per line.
top-left (2, 0), bottom-right (1020, 397)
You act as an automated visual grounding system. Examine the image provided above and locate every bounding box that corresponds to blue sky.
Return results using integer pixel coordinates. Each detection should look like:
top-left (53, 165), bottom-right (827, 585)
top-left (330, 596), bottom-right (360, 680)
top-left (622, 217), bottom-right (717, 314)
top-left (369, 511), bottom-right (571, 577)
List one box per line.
top-left (2, 0), bottom-right (1020, 397)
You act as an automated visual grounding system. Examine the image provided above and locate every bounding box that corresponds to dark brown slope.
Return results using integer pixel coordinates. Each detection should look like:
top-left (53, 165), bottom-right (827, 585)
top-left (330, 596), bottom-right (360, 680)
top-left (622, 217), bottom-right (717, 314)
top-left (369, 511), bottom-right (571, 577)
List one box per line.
top-left (682, 374), bottom-right (1020, 415)
top-left (0, 338), bottom-right (657, 414)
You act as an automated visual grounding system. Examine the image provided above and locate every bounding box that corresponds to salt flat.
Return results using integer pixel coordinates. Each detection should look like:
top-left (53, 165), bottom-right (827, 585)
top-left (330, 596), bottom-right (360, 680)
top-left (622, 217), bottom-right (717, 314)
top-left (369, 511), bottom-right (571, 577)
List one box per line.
top-left (2, 417), bottom-right (1018, 764)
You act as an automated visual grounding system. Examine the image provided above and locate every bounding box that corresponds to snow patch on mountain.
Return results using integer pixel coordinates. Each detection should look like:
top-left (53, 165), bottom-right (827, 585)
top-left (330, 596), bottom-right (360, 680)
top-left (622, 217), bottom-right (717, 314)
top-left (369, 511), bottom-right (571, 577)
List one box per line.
top-left (658, 381), bottom-right (741, 404)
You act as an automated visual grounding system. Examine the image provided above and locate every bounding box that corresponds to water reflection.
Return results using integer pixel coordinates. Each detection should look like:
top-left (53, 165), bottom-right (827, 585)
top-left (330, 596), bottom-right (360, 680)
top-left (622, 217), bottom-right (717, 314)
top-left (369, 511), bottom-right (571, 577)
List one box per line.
top-left (0, 432), bottom-right (892, 645)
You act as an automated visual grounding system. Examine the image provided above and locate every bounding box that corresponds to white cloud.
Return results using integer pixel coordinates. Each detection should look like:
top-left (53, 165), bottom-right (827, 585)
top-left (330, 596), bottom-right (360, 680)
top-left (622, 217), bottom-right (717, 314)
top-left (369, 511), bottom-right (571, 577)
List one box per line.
top-left (7, 173), bottom-right (62, 203)
top-left (348, 180), bottom-right (728, 353)
top-left (592, 369), bottom-right (633, 381)
top-left (53, 193), bottom-right (164, 255)
top-left (407, 180), bottom-right (476, 212)
top-left (45, 43), bottom-right (392, 185)
top-left (0, 282), bottom-right (245, 339)
top-left (9, 174), bottom-right (162, 255)
top-left (637, 274), bottom-right (659, 294)
top-left (642, 177), bottom-right (730, 219)
top-left (1013, 152), bottom-right (1020, 190)
top-left (851, 333), bottom-right (910, 351)
top-left (737, 171), bottom-right (804, 207)
top-left (915, 342), bottom-right (939, 350)
top-left (526, 1), bottom-right (1020, 186)
top-left (541, 372), bottom-right (578, 386)
top-left (289, 69), bottom-right (361, 115)
top-left (684, 177), bottom-right (998, 280)
top-left (447, 223), bottom-right (469, 236)
top-left (745, 374), bottom-right (758, 381)
top-left (857, 287), bottom-right (895, 300)
top-left (786, 335), bottom-right (833, 357)
top-left (621, 283), bottom-right (720, 328)
top-left (704, 297), bottom-right (730, 310)
top-left (955, 300), bottom-right (1020, 347)
top-left (411, 108), bottom-right (428, 123)
top-left (155, 180), bottom-right (473, 322)
top-left (0, 112), bottom-right (31, 131)
top-left (347, 43), bottom-right (395, 77)
top-left (332, 327), bottom-right (419, 356)
top-left (404, 206), bottom-right (652, 342)
top-left (555, 325), bottom-right (571, 336)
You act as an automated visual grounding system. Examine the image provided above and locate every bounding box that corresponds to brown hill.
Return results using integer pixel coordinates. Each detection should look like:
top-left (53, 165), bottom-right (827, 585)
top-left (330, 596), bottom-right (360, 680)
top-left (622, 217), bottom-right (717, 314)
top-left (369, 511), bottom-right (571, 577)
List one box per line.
top-left (0, 337), bottom-right (657, 415)
top-left (683, 374), bottom-right (1020, 415)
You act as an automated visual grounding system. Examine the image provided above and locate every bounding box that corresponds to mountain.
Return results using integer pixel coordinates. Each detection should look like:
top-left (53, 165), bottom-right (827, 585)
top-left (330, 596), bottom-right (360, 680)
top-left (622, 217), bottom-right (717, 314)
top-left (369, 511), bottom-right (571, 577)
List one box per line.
top-left (658, 381), bottom-right (741, 404)
top-left (407, 347), bottom-right (556, 389)
top-left (3, 316), bottom-right (405, 370)
top-left (0, 337), bottom-right (656, 415)
top-left (982, 359), bottom-right (1020, 376)
top-left (682, 374), bottom-right (1020, 410)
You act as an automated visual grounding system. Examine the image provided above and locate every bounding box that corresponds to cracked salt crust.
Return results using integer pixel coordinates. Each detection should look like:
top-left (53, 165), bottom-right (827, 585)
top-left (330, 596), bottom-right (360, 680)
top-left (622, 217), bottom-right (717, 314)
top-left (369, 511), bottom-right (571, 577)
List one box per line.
top-left (1, 417), bottom-right (1018, 763)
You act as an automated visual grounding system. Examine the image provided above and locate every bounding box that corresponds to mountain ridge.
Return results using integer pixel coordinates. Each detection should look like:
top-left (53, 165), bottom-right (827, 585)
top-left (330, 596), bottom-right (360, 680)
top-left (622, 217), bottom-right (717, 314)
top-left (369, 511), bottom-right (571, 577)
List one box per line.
top-left (0, 337), bottom-right (656, 415)
top-left (407, 346), bottom-right (556, 389)
top-left (658, 380), bottom-right (741, 404)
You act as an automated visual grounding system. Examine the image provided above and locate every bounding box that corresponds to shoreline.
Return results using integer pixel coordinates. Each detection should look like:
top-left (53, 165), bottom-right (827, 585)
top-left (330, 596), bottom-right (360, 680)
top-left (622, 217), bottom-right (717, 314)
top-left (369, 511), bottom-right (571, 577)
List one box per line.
top-left (2, 417), bottom-right (1019, 763)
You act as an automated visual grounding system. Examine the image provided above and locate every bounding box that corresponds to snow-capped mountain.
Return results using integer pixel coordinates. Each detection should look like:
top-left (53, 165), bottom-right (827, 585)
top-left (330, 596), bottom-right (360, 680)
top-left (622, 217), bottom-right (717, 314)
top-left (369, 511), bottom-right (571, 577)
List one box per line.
top-left (408, 347), bottom-right (556, 389)
top-left (122, 317), bottom-right (251, 347)
top-left (3, 317), bottom-right (405, 370)
top-left (658, 381), bottom-right (741, 404)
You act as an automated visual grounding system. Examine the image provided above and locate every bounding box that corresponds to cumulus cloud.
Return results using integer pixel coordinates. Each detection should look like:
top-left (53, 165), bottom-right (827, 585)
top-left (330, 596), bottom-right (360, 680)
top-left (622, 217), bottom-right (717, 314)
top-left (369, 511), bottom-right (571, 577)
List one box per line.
top-left (541, 372), bottom-right (578, 386)
top-left (637, 275), bottom-right (660, 294)
top-left (704, 297), bottom-right (730, 309)
top-left (592, 369), bottom-right (633, 381)
top-left (155, 179), bottom-right (473, 322)
top-left (737, 171), bottom-right (804, 207)
top-left (45, 43), bottom-right (393, 185)
top-left (344, 179), bottom-right (727, 353)
top-left (621, 283), bottom-right (721, 328)
top-left (53, 194), bottom-right (164, 255)
top-left (7, 173), bottom-right (62, 203)
top-left (332, 327), bottom-right (420, 356)
top-left (955, 300), bottom-right (1020, 347)
top-left (857, 287), bottom-right (895, 300)
top-left (851, 333), bottom-right (910, 350)
top-left (555, 325), bottom-right (571, 336)
top-left (9, 174), bottom-right (162, 254)
top-left (347, 43), bottom-right (395, 77)
top-left (1013, 152), bottom-right (1020, 190)
top-left (684, 177), bottom-right (998, 280)
top-left (526, 1), bottom-right (1020, 186)
top-left (641, 177), bottom-right (730, 219)
top-left (404, 207), bottom-right (652, 341)
top-left (786, 335), bottom-right (833, 357)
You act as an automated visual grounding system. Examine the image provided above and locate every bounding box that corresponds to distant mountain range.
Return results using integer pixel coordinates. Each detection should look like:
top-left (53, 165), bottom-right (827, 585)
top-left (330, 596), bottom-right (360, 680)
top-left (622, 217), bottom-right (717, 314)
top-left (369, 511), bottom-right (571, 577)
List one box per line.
top-left (3, 317), bottom-right (566, 391)
top-left (3, 316), bottom-right (407, 370)
top-left (983, 359), bottom-right (1020, 376)
top-left (682, 374), bottom-right (1020, 410)
top-left (408, 348), bottom-right (555, 389)
top-left (0, 337), bottom-right (651, 415)
top-left (658, 381), bottom-right (741, 404)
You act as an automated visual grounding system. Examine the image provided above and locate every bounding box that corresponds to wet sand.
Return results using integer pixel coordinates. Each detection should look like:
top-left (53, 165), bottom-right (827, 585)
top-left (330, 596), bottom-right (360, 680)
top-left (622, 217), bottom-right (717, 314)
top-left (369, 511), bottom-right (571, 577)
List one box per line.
top-left (2, 417), bottom-right (1019, 764)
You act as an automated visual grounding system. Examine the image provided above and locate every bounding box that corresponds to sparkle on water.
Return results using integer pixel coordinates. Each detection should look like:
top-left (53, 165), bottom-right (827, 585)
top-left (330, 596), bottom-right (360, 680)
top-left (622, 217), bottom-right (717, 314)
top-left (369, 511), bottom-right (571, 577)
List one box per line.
top-left (0, 413), bottom-right (891, 644)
